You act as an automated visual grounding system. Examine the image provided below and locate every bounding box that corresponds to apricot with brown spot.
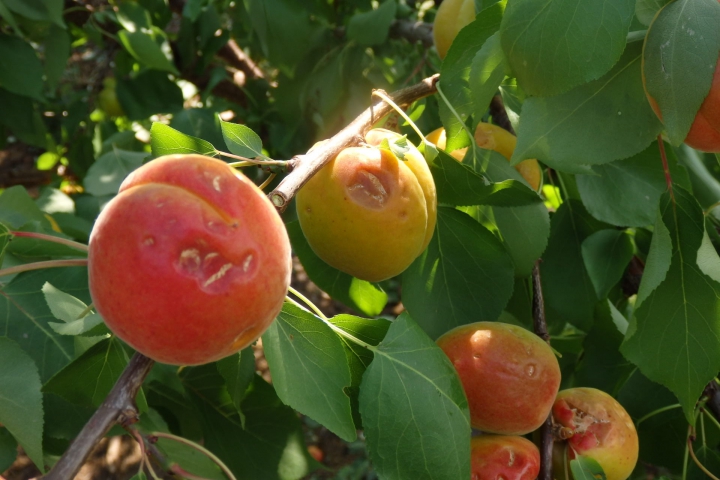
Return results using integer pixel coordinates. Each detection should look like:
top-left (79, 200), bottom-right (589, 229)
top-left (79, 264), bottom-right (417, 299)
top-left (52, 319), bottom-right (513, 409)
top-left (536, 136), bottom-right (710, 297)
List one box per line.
top-left (471, 435), bottom-right (540, 480)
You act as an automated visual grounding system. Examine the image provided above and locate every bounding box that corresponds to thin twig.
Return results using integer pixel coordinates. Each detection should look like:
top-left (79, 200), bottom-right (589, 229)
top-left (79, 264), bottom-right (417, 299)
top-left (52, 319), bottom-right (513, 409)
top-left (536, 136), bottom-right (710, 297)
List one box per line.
top-left (532, 261), bottom-right (552, 480)
top-left (268, 74), bottom-right (439, 212)
top-left (42, 353), bottom-right (155, 480)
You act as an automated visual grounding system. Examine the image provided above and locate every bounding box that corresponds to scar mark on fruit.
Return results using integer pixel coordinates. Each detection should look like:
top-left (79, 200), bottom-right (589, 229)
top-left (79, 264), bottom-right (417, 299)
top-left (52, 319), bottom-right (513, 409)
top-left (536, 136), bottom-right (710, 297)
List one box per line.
top-left (178, 248), bottom-right (201, 270)
top-left (143, 236), bottom-right (155, 246)
top-left (243, 254), bottom-right (254, 272)
top-left (525, 364), bottom-right (536, 377)
top-left (213, 176), bottom-right (221, 192)
top-left (203, 263), bottom-right (233, 287)
top-left (347, 170), bottom-right (389, 209)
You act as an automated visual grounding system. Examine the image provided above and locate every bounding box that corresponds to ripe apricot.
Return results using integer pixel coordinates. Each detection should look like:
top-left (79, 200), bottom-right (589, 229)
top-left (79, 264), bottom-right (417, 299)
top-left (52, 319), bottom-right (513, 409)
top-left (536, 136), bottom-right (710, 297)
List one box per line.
top-left (296, 129), bottom-right (436, 282)
top-left (552, 388), bottom-right (638, 480)
top-left (437, 322), bottom-right (561, 435)
top-left (426, 124), bottom-right (543, 191)
top-left (433, 0), bottom-right (475, 59)
top-left (471, 435), bottom-right (540, 480)
top-left (88, 154), bottom-right (291, 365)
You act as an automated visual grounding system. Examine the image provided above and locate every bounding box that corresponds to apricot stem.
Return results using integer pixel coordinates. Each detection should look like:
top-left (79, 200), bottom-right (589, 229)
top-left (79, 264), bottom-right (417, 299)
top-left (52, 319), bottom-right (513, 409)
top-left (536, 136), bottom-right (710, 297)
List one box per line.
top-left (371, 90), bottom-right (426, 143)
top-left (129, 428), bottom-right (162, 480)
top-left (0, 259), bottom-right (88, 279)
top-left (287, 286), bottom-right (328, 320)
top-left (10, 230), bottom-right (89, 253)
top-left (258, 173), bottom-right (277, 191)
top-left (635, 403), bottom-right (681, 427)
top-left (434, 83), bottom-right (477, 160)
top-left (150, 432), bottom-right (237, 480)
top-left (688, 436), bottom-right (720, 480)
top-left (222, 153), bottom-right (287, 166)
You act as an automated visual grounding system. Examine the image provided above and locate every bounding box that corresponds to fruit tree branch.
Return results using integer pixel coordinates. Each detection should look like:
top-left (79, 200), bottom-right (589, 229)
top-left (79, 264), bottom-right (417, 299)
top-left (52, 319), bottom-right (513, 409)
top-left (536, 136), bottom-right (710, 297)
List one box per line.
top-left (42, 353), bottom-right (155, 480)
top-left (532, 261), bottom-right (553, 480)
top-left (389, 20), bottom-right (433, 47)
top-left (268, 74), bottom-right (440, 212)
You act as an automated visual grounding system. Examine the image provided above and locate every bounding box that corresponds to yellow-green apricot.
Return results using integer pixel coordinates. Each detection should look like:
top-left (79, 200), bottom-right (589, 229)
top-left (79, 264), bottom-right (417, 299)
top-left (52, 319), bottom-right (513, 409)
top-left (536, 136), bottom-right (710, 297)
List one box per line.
top-left (433, 0), bottom-right (476, 60)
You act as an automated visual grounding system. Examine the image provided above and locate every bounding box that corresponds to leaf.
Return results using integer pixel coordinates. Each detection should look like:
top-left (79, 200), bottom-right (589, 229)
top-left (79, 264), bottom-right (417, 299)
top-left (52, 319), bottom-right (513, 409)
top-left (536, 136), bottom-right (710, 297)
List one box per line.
top-left (581, 230), bottom-right (634, 299)
top-left (570, 455), bottom-right (607, 480)
top-left (219, 120), bottom-right (263, 158)
top-left (116, 1), bottom-right (152, 32)
top-left (0, 34), bottom-right (43, 100)
top-left (43, 337), bottom-right (128, 408)
top-left (511, 42), bottom-right (663, 173)
top-left (359, 313), bottom-right (471, 480)
top-left (118, 28), bottom-right (179, 74)
top-left (182, 366), bottom-right (314, 480)
top-left (576, 141), bottom-right (691, 227)
top-left (470, 31), bottom-right (507, 121)
top-left (171, 108), bottom-right (225, 148)
top-left (346, 0), bottom-right (397, 46)
top-left (0, 428), bottom-right (18, 473)
top-left (43, 25), bottom-right (70, 91)
top-left (402, 207), bottom-right (515, 340)
top-left (540, 200), bottom-right (608, 332)
top-left (262, 303), bottom-right (356, 441)
top-left (621, 186), bottom-right (720, 422)
top-left (216, 348), bottom-right (256, 423)
top-left (42, 282), bottom-right (89, 322)
top-left (154, 437), bottom-right (224, 480)
top-left (0, 337), bottom-right (44, 471)
top-left (48, 313), bottom-right (105, 337)
top-left (286, 221), bottom-right (387, 316)
top-left (0, 267), bottom-right (87, 382)
top-left (635, 0), bottom-right (672, 26)
top-left (642, 0), bottom-right (720, 145)
top-left (0, 88), bottom-right (47, 147)
top-left (429, 150), bottom-right (542, 207)
top-left (151, 123), bottom-right (217, 158)
top-left (84, 149), bottom-right (148, 196)
top-left (3, 0), bottom-right (64, 27)
top-left (116, 70), bottom-right (184, 120)
top-left (0, 222), bottom-right (10, 264)
top-left (439, 2), bottom-right (504, 151)
top-left (688, 445), bottom-right (720, 480)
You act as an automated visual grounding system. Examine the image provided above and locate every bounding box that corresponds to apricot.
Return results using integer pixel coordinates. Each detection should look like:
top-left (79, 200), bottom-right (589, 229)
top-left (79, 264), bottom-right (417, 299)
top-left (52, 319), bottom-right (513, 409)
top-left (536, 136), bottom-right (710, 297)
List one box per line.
top-left (436, 322), bottom-right (561, 435)
top-left (88, 154), bottom-right (291, 365)
top-left (98, 77), bottom-right (125, 118)
top-left (552, 388), bottom-right (638, 480)
top-left (296, 129), bottom-right (436, 282)
top-left (433, 0), bottom-right (475, 59)
top-left (642, 9), bottom-right (720, 152)
top-left (471, 435), bottom-right (540, 480)
top-left (426, 124), bottom-right (543, 191)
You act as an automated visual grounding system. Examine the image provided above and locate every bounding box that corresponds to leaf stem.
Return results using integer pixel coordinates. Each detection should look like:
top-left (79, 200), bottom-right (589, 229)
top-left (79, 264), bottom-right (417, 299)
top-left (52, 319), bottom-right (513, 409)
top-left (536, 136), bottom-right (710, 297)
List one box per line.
top-left (658, 135), bottom-right (674, 200)
top-left (688, 435), bottom-right (720, 480)
top-left (0, 259), bottom-right (89, 279)
top-left (221, 152), bottom-right (287, 166)
top-left (76, 303), bottom-right (95, 320)
top-left (11, 231), bottom-right (89, 253)
top-left (703, 408), bottom-right (720, 433)
top-left (287, 286), bottom-right (328, 320)
top-left (434, 82), bottom-right (477, 160)
top-left (258, 173), bottom-right (277, 191)
top-left (371, 90), bottom-right (426, 143)
top-left (635, 404), bottom-right (681, 427)
top-left (129, 429), bottom-right (162, 480)
top-left (150, 432), bottom-right (237, 480)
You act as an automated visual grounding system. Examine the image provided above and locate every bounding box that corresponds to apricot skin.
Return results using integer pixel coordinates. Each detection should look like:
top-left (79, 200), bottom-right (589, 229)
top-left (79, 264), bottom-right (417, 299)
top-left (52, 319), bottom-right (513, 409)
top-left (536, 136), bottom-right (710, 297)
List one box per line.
top-left (471, 435), bottom-right (540, 480)
top-left (552, 388), bottom-right (638, 480)
top-left (426, 124), bottom-right (543, 191)
top-left (88, 154), bottom-right (291, 366)
top-left (296, 129), bottom-right (436, 282)
top-left (436, 322), bottom-right (561, 435)
top-left (433, 0), bottom-right (475, 59)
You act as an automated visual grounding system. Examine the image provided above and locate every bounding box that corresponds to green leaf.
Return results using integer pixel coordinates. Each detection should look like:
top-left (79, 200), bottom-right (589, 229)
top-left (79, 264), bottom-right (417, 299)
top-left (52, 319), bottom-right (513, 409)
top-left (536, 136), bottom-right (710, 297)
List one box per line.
top-left (500, 0), bottom-right (635, 96)
top-left (216, 348), bottom-right (255, 424)
top-left (43, 25), bottom-right (70, 91)
top-left (151, 122), bottom-right (217, 158)
top-left (116, 1), bottom-right (152, 32)
top-left (0, 88), bottom-right (47, 147)
top-left (469, 31), bottom-right (506, 121)
top-left (0, 34), bottom-right (43, 100)
top-left (182, 367), bottom-right (314, 480)
top-left (154, 437), bottom-right (224, 480)
top-left (403, 206), bottom-right (515, 340)
top-left (0, 337), bottom-right (44, 471)
top-left (0, 222), bottom-right (10, 264)
top-left (286, 221), bottom-right (387, 316)
top-left (116, 70), bottom-right (184, 120)
top-left (635, 0), bottom-right (671, 26)
top-left (0, 1), bottom-right (21, 34)
top-left (3, 0), bottom-right (64, 27)
top-left (84, 149), bottom-right (148, 196)
top-left (262, 303), bottom-right (356, 441)
top-left (0, 428), bottom-right (18, 473)
top-left (511, 42), bottom-right (663, 173)
top-left (42, 282), bottom-right (89, 322)
top-left (541, 200), bottom-right (608, 332)
top-left (439, 2), bottom-right (504, 151)
top-left (569, 455), bottom-right (607, 480)
top-left (621, 186), bottom-right (720, 422)
top-left (576, 141), bottom-right (690, 227)
top-left (642, 0), bottom-right (720, 145)
top-left (118, 28), bottom-right (179, 74)
top-left (346, 0), bottom-right (397, 46)
top-left (688, 445), bottom-right (720, 480)
top-left (219, 120), bottom-right (263, 158)
top-left (359, 313), bottom-right (471, 480)
top-left (0, 267), bottom-right (87, 382)
top-left (43, 337), bottom-right (128, 408)
top-left (171, 108), bottom-right (225, 148)
top-left (429, 150), bottom-right (541, 207)
top-left (581, 230), bottom-right (634, 299)
top-left (48, 313), bottom-right (105, 337)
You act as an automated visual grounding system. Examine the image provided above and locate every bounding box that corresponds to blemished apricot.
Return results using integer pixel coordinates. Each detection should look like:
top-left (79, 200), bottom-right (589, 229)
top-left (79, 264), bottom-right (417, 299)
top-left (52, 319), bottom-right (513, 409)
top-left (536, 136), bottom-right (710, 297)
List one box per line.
top-left (296, 129), bottom-right (436, 282)
top-left (436, 322), bottom-right (561, 435)
top-left (88, 154), bottom-right (291, 365)
top-left (471, 435), bottom-right (540, 480)
top-left (433, 0), bottom-right (475, 59)
top-left (426, 124), bottom-right (543, 191)
top-left (552, 388), bottom-right (638, 480)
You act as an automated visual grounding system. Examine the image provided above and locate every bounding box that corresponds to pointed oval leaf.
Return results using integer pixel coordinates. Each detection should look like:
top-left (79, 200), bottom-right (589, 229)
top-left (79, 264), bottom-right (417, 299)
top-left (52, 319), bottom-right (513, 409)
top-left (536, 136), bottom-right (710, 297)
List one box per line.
top-left (151, 122), bottom-right (217, 158)
top-left (219, 120), bottom-right (264, 158)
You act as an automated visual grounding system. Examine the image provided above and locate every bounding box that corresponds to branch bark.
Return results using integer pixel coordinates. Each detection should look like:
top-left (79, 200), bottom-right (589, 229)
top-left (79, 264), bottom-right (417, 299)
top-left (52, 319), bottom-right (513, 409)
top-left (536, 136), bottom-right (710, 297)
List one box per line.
top-left (532, 261), bottom-right (553, 480)
top-left (42, 353), bottom-right (155, 480)
top-left (389, 20), bottom-right (433, 48)
top-left (268, 74), bottom-right (440, 212)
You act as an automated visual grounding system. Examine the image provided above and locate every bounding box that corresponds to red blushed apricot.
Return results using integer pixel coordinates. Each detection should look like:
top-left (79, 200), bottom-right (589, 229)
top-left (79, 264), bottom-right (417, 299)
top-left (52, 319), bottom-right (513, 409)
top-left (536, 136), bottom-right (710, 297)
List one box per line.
top-left (437, 322), bottom-right (561, 435)
top-left (471, 435), bottom-right (540, 480)
top-left (88, 154), bottom-right (291, 365)
top-left (552, 388), bottom-right (638, 480)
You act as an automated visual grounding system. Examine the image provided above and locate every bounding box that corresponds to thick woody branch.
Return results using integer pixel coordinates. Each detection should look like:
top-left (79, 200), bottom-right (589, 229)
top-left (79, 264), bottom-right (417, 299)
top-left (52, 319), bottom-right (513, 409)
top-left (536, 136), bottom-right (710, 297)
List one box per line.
top-left (268, 74), bottom-right (440, 212)
top-left (389, 20), bottom-right (433, 48)
top-left (216, 39), bottom-right (265, 81)
top-left (43, 353), bottom-right (155, 480)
